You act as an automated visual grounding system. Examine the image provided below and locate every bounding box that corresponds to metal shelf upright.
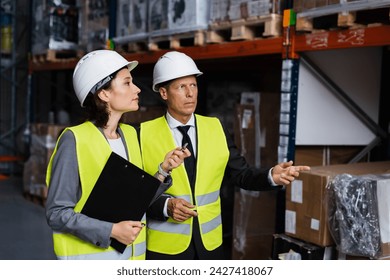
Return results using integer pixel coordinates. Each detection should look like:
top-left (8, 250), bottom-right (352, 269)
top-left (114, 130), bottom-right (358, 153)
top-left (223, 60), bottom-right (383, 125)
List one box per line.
top-left (0, 0), bottom-right (29, 178)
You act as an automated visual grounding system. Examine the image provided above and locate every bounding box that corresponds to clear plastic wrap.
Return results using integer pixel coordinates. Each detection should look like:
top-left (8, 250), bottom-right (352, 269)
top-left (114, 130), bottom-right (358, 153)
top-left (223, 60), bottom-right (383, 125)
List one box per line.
top-left (327, 173), bottom-right (390, 258)
top-left (148, 0), bottom-right (210, 36)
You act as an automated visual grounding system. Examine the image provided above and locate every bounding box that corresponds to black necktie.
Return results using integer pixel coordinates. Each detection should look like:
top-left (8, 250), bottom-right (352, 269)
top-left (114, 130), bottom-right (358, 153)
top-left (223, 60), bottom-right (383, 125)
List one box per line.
top-left (177, 125), bottom-right (195, 185)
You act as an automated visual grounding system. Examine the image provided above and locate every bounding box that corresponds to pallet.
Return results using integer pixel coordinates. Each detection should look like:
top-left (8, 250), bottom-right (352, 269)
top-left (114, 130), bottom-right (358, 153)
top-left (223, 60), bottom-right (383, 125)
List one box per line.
top-left (296, 7), bottom-right (390, 33)
top-left (207, 13), bottom-right (282, 43)
top-left (116, 41), bottom-right (149, 53)
top-left (32, 49), bottom-right (84, 63)
top-left (148, 30), bottom-right (206, 51)
top-left (207, 20), bottom-right (233, 43)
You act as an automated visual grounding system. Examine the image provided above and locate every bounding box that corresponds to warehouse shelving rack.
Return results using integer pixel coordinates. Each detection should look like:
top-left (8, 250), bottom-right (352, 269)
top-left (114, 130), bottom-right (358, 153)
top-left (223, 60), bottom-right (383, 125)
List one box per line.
top-left (27, 4), bottom-right (390, 165)
top-left (28, 24), bottom-right (390, 67)
top-left (0, 0), bottom-right (29, 179)
top-left (19, 2), bottom-right (390, 262)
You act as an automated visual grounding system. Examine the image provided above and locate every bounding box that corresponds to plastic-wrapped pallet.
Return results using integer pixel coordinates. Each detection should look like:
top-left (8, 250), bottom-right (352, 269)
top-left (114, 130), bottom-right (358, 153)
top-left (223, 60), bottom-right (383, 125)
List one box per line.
top-left (328, 173), bottom-right (390, 259)
top-left (210, 0), bottom-right (229, 23)
top-left (148, 0), bottom-right (169, 33)
top-left (294, 0), bottom-right (341, 13)
top-left (293, 0), bottom-right (314, 13)
top-left (116, 0), bottom-right (148, 40)
top-left (23, 123), bottom-right (66, 202)
top-left (148, 0), bottom-right (210, 36)
top-left (295, 0), bottom-right (390, 15)
top-left (78, 0), bottom-right (109, 52)
top-left (228, 0), bottom-right (282, 21)
top-left (31, 0), bottom-right (79, 55)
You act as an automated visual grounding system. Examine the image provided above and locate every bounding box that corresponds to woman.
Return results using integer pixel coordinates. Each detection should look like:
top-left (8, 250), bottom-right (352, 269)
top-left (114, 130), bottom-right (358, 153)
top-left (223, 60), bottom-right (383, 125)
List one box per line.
top-left (45, 50), bottom-right (189, 260)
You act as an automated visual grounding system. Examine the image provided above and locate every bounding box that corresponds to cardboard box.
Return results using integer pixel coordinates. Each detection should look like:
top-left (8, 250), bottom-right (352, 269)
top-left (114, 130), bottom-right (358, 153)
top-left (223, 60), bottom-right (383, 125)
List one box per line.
top-left (23, 123), bottom-right (66, 196)
top-left (231, 91), bottom-right (281, 260)
top-left (315, 0), bottom-right (328, 8)
top-left (232, 189), bottom-right (279, 260)
top-left (122, 106), bottom-right (165, 125)
top-left (233, 92), bottom-right (280, 168)
top-left (294, 145), bottom-right (368, 167)
top-left (285, 161), bottom-right (390, 247)
top-left (293, 0), bottom-right (304, 13)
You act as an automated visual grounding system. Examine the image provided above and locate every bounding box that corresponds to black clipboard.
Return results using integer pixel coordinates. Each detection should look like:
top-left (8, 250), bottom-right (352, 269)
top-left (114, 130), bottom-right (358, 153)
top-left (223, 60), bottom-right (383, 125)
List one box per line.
top-left (81, 152), bottom-right (163, 253)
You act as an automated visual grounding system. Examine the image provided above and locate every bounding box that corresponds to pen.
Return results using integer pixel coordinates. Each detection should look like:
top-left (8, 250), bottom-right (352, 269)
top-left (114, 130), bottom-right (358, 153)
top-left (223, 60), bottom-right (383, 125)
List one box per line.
top-left (181, 142), bottom-right (188, 151)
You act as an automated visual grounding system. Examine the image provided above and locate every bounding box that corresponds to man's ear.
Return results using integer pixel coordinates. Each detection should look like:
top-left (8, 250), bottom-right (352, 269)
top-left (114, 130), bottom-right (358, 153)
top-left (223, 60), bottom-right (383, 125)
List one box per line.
top-left (97, 89), bottom-right (110, 103)
top-left (159, 87), bottom-right (168, 100)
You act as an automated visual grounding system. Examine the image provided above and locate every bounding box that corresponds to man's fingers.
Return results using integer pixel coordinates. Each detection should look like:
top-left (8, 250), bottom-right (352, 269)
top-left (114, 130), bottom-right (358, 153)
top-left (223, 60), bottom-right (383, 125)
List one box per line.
top-left (180, 200), bottom-right (195, 209)
top-left (172, 208), bottom-right (196, 222)
top-left (279, 160), bottom-right (293, 168)
top-left (173, 212), bottom-right (188, 222)
top-left (300, 166), bottom-right (311, 171)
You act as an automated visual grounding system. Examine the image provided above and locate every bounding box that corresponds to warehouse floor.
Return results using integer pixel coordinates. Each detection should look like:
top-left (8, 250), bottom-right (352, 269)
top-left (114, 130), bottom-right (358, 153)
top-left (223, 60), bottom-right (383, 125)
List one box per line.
top-left (0, 176), bottom-right (56, 260)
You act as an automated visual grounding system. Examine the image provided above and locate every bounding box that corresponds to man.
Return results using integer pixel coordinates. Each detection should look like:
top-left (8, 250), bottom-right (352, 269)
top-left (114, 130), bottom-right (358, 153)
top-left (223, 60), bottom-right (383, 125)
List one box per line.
top-left (140, 51), bottom-right (310, 260)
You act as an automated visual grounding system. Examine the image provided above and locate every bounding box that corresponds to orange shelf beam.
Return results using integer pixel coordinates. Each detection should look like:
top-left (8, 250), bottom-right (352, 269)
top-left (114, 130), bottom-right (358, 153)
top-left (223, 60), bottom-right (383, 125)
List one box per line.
top-left (29, 37), bottom-right (282, 73)
top-left (29, 37), bottom-right (284, 72)
top-left (294, 25), bottom-right (390, 53)
top-left (29, 59), bottom-right (77, 73)
top-left (122, 37), bottom-right (284, 64)
top-left (28, 25), bottom-right (390, 72)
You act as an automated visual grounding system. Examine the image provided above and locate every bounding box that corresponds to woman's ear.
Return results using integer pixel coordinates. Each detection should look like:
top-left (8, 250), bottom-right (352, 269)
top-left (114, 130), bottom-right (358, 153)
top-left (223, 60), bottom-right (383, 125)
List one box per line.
top-left (159, 87), bottom-right (168, 100)
top-left (97, 89), bottom-right (110, 103)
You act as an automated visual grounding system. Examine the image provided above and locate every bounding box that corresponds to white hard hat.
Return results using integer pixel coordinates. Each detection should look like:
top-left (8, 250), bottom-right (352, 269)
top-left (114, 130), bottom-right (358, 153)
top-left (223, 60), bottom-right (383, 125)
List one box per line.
top-left (152, 51), bottom-right (203, 92)
top-left (73, 50), bottom-right (138, 107)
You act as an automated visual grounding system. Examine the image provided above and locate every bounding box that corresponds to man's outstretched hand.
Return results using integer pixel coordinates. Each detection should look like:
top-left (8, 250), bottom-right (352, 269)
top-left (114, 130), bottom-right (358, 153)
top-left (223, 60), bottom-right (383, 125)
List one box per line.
top-left (272, 161), bottom-right (311, 185)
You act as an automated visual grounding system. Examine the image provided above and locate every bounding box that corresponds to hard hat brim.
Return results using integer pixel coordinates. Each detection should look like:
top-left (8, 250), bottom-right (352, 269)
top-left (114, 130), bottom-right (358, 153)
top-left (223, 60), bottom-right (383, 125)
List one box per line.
top-left (152, 72), bottom-right (203, 92)
top-left (128, 60), bottom-right (138, 72)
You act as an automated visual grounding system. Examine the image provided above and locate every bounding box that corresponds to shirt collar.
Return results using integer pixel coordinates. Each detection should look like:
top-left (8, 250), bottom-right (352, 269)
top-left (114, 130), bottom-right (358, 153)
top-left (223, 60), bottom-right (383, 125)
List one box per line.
top-left (166, 112), bottom-right (195, 129)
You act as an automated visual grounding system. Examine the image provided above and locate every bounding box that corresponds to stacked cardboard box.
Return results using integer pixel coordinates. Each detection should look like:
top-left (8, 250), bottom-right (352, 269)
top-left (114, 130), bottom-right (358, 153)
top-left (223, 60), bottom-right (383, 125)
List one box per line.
top-left (122, 106), bottom-right (165, 125)
top-left (232, 91), bottom-right (281, 259)
top-left (285, 161), bottom-right (390, 250)
top-left (23, 123), bottom-right (66, 203)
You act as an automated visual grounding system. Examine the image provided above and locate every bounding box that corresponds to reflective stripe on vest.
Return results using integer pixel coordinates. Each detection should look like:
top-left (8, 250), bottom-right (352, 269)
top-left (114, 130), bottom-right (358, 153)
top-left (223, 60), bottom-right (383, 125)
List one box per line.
top-left (141, 115), bottom-right (229, 254)
top-left (147, 220), bottom-right (191, 235)
top-left (197, 190), bottom-right (219, 206)
top-left (55, 235), bottom-right (146, 260)
top-left (47, 122), bottom-right (146, 260)
top-left (147, 190), bottom-right (221, 235)
top-left (147, 194), bottom-right (192, 234)
top-left (202, 214), bottom-right (222, 234)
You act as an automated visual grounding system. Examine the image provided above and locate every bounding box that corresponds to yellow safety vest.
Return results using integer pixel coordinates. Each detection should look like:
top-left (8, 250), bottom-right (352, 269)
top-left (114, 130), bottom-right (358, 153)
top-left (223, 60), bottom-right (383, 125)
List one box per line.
top-left (140, 115), bottom-right (229, 255)
top-left (46, 121), bottom-right (146, 260)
